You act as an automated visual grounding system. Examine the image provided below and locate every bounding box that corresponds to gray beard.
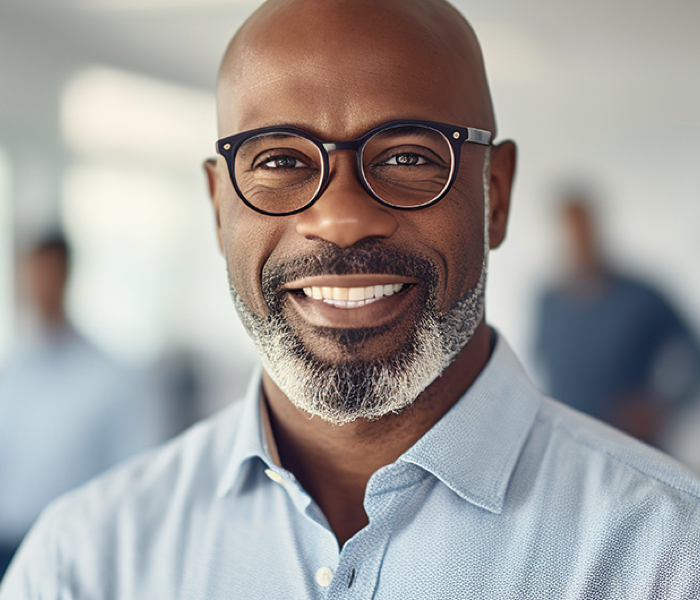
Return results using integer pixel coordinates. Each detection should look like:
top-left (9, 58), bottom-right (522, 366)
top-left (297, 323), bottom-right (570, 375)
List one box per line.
top-left (230, 264), bottom-right (485, 425)
top-left (229, 152), bottom-right (491, 426)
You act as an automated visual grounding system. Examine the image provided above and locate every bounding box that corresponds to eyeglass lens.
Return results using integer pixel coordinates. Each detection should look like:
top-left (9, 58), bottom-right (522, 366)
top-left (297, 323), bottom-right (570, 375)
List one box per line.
top-left (233, 125), bottom-right (453, 214)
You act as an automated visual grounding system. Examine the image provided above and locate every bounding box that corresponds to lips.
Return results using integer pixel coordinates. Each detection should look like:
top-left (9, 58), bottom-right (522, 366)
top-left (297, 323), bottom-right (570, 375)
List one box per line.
top-left (276, 273), bottom-right (419, 330)
top-left (261, 241), bottom-right (438, 328)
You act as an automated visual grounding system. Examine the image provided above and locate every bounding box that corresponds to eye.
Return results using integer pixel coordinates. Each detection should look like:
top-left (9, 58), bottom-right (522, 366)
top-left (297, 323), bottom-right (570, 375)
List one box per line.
top-left (380, 152), bottom-right (430, 167)
top-left (257, 154), bottom-right (309, 169)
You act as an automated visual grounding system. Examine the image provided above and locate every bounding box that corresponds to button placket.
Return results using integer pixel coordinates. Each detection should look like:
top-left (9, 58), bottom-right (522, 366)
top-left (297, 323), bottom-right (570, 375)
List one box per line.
top-left (324, 466), bottom-right (426, 598)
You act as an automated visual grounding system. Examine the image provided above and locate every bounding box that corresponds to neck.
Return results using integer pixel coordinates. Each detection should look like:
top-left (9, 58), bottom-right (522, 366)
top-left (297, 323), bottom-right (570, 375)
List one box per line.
top-left (262, 320), bottom-right (492, 546)
top-left (39, 302), bottom-right (67, 329)
top-left (570, 242), bottom-right (604, 278)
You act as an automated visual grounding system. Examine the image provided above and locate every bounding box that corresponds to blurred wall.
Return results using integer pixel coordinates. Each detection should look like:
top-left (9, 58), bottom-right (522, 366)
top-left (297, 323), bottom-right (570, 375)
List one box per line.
top-left (0, 148), bottom-right (11, 361)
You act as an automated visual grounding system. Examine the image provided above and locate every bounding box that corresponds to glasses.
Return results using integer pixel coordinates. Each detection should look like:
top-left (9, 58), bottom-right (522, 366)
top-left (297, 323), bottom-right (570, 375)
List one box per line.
top-left (216, 120), bottom-right (492, 216)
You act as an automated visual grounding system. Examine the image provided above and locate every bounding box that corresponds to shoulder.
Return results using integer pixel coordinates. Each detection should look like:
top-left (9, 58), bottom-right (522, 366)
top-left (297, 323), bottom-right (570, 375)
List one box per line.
top-left (534, 396), bottom-right (700, 501)
top-left (62, 398), bottom-right (246, 516)
top-left (519, 398), bottom-right (700, 592)
top-left (0, 400), bottom-right (247, 597)
top-left (485, 337), bottom-right (699, 505)
top-left (611, 273), bottom-right (675, 311)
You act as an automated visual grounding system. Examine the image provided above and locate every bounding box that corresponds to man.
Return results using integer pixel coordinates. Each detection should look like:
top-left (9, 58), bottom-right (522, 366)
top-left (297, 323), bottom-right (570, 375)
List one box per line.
top-left (535, 194), bottom-right (700, 445)
top-left (2, 0), bottom-right (700, 598)
top-left (0, 235), bottom-right (173, 580)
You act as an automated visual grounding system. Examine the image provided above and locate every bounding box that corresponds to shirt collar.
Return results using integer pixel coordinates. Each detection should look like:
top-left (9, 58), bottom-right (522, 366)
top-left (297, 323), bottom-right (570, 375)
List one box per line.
top-left (217, 366), bottom-right (276, 497)
top-left (400, 335), bottom-right (540, 514)
top-left (217, 336), bottom-right (540, 510)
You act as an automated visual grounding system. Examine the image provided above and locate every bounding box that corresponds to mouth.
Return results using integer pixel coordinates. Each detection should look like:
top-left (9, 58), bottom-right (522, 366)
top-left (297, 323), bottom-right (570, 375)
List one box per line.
top-left (281, 274), bottom-right (420, 328)
top-left (298, 282), bottom-right (407, 309)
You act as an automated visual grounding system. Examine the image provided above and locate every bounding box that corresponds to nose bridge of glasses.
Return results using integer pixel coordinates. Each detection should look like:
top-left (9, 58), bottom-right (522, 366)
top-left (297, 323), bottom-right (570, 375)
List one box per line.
top-left (321, 140), bottom-right (365, 187)
top-left (322, 140), bottom-right (361, 153)
top-left (322, 140), bottom-right (363, 175)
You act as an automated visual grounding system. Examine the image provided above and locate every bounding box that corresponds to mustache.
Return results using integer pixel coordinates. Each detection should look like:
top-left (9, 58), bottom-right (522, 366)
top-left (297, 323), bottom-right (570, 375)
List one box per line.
top-left (261, 239), bottom-right (438, 300)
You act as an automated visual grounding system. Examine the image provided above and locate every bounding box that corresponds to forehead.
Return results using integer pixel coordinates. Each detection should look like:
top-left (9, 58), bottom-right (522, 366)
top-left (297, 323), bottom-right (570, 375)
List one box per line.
top-left (218, 0), bottom-right (493, 140)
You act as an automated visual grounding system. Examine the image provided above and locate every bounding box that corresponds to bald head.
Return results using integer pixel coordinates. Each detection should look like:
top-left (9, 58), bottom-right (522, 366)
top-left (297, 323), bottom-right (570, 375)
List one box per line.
top-left (217, 0), bottom-right (496, 138)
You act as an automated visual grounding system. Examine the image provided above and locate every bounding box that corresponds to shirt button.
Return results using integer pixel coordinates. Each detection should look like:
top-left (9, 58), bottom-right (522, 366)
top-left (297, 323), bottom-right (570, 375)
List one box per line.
top-left (315, 567), bottom-right (334, 587)
top-left (264, 468), bottom-right (285, 484)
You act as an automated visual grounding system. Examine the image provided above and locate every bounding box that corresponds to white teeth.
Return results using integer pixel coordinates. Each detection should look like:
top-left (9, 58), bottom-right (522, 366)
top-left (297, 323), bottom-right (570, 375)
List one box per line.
top-left (332, 287), bottom-right (348, 301)
top-left (301, 283), bottom-right (406, 308)
top-left (348, 287), bottom-right (364, 301)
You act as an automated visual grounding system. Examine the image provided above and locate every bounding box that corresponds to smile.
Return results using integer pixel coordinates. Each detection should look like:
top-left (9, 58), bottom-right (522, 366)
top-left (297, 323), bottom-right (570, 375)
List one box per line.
top-left (301, 283), bottom-right (406, 309)
top-left (281, 274), bottom-right (419, 325)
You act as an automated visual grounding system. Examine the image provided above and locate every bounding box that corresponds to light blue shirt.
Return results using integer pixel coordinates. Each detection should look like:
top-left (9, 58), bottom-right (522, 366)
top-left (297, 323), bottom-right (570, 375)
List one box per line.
top-left (2, 336), bottom-right (700, 599)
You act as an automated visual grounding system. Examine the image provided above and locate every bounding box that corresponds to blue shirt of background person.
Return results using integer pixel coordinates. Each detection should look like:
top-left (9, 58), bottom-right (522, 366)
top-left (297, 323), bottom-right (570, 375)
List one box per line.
top-left (535, 197), bottom-right (700, 445)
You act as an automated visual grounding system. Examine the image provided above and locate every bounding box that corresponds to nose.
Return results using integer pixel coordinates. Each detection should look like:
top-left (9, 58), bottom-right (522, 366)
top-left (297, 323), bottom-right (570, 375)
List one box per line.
top-left (295, 153), bottom-right (398, 247)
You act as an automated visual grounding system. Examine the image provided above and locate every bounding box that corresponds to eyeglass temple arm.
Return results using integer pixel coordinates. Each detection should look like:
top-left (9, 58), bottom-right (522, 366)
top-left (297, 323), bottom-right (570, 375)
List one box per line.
top-left (466, 128), bottom-right (492, 145)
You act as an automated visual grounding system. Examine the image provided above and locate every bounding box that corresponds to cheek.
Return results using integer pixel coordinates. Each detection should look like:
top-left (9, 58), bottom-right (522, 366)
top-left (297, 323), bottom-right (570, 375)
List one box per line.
top-left (430, 178), bottom-right (485, 312)
top-left (219, 193), bottom-right (285, 317)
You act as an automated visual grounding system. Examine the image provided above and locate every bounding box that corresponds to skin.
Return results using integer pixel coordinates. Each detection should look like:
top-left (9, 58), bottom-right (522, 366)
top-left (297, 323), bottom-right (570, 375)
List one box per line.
top-left (206, 0), bottom-right (517, 545)
top-left (25, 247), bottom-right (69, 328)
top-left (562, 199), bottom-right (603, 277)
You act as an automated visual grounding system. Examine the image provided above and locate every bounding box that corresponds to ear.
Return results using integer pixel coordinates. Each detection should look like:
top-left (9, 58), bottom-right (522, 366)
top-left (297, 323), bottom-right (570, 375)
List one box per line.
top-left (487, 140), bottom-right (517, 249)
top-left (203, 158), bottom-right (225, 253)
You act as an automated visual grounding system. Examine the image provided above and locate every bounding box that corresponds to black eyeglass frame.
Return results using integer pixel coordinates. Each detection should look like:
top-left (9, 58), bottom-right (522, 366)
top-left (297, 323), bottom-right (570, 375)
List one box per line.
top-left (215, 119), bottom-right (492, 217)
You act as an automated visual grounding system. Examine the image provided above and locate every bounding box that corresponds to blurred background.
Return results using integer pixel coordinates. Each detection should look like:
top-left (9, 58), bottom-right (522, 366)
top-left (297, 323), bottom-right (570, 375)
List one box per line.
top-left (0, 1), bottom-right (698, 451)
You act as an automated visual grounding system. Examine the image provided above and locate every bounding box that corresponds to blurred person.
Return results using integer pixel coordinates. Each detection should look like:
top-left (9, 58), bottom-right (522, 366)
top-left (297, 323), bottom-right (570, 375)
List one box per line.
top-left (2, 1), bottom-right (700, 598)
top-left (0, 233), bottom-right (174, 579)
top-left (535, 193), bottom-right (700, 446)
